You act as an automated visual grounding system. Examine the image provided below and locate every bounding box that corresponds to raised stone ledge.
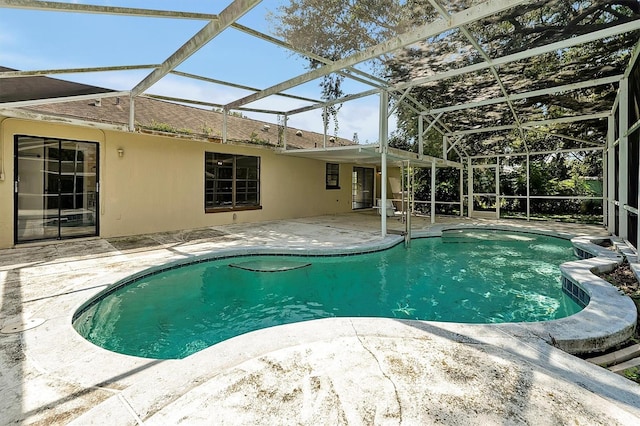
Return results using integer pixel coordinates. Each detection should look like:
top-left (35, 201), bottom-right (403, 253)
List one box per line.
top-left (551, 236), bottom-right (638, 354)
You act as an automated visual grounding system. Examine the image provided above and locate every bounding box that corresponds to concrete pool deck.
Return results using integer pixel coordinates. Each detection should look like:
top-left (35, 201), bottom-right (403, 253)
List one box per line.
top-left (1, 212), bottom-right (640, 425)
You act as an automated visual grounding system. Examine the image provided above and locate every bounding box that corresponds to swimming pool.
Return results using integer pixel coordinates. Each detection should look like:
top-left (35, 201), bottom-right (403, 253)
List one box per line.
top-left (73, 230), bottom-right (582, 359)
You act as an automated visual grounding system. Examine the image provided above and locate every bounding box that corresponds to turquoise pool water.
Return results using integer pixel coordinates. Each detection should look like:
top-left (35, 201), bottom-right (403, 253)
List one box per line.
top-left (73, 230), bottom-right (582, 359)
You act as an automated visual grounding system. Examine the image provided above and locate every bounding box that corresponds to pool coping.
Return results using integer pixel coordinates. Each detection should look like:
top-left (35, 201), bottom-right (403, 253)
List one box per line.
top-left (74, 224), bottom-right (637, 357)
top-left (11, 220), bottom-right (639, 423)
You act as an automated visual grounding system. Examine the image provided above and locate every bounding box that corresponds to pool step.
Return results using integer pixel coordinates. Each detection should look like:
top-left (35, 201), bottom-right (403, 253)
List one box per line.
top-left (586, 343), bottom-right (640, 376)
top-left (608, 357), bottom-right (640, 375)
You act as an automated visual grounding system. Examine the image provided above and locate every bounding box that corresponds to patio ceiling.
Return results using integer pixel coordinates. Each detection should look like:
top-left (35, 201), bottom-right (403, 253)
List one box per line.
top-left (1, 0), bottom-right (639, 160)
top-left (279, 144), bottom-right (463, 168)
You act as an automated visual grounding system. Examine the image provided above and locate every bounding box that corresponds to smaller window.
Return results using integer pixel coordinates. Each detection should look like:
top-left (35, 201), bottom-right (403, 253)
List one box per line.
top-left (326, 163), bottom-right (340, 189)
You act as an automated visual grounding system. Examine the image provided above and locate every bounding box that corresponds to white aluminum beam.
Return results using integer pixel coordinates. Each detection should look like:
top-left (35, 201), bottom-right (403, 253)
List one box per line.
top-left (446, 135), bottom-right (464, 154)
top-left (231, 22), bottom-right (386, 90)
top-left (0, 64), bottom-right (160, 78)
top-left (380, 90), bottom-right (389, 236)
top-left (401, 20), bottom-right (640, 91)
top-left (467, 157), bottom-right (473, 217)
top-left (431, 160), bottom-right (436, 223)
top-left (128, 95), bottom-right (135, 131)
top-left (448, 112), bottom-right (610, 136)
top-left (131, 0), bottom-right (261, 97)
top-left (146, 94), bottom-right (287, 115)
top-left (1, 0), bottom-right (385, 93)
top-left (603, 142), bottom-right (608, 228)
top-left (0, 0), bottom-right (219, 20)
top-left (388, 88), bottom-right (412, 117)
top-left (624, 39), bottom-right (640, 79)
top-left (429, 0), bottom-right (524, 138)
top-left (470, 145), bottom-right (603, 159)
top-left (418, 116), bottom-right (424, 155)
top-left (0, 91), bottom-right (130, 108)
top-left (459, 167), bottom-right (464, 216)
top-left (169, 70), bottom-right (320, 104)
top-left (619, 77), bottom-right (629, 239)
top-left (287, 88), bottom-right (379, 116)
top-left (450, 124), bottom-right (517, 136)
top-left (0, 107), bottom-right (128, 131)
top-left (225, 0), bottom-right (530, 109)
top-left (426, 75), bottom-right (623, 115)
top-left (526, 153), bottom-right (530, 220)
top-left (521, 112), bottom-right (610, 127)
top-left (531, 129), bottom-right (604, 147)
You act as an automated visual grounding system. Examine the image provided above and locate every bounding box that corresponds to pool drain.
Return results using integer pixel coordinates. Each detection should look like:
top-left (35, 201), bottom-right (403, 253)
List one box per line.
top-left (1, 318), bottom-right (46, 334)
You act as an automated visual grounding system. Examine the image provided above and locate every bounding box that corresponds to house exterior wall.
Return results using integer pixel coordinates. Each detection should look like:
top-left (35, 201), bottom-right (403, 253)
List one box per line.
top-left (0, 117), bottom-right (355, 248)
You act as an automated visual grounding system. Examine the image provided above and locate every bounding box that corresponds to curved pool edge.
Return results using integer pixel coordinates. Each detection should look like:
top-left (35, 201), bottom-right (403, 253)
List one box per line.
top-left (72, 225), bottom-right (637, 357)
top-left (415, 225), bottom-right (637, 355)
top-left (72, 235), bottom-right (406, 321)
top-left (551, 235), bottom-right (637, 354)
top-left (65, 316), bottom-right (640, 425)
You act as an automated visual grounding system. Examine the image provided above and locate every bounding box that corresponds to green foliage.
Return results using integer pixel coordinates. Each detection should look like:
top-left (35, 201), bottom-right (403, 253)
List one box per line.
top-left (269, 0), bottom-right (424, 133)
top-left (146, 120), bottom-right (177, 133)
top-left (249, 132), bottom-right (271, 146)
top-left (212, 107), bottom-right (244, 118)
top-left (623, 367), bottom-right (640, 383)
top-left (143, 120), bottom-right (191, 135)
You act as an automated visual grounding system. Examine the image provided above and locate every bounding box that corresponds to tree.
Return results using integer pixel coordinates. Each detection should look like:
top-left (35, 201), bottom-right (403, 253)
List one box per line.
top-left (270, 0), bottom-right (638, 152)
top-left (268, 0), bottom-right (418, 134)
top-left (269, 1), bottom-right (637, 219)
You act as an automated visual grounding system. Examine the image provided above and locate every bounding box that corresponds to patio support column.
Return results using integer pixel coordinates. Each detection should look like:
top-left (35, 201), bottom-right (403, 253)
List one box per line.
top-left (467, 157), bottom-right (472, 218)
top-left (418, 115), bottom-right (424, 155)
top-left (495, 156), bottom-right (500, 219)
top-left (602, 147), bottom-right (607, 228)
top-left (128, 95), bottom-right (135, 131)
top-left (526, 153), bottom-right (530, 221)
top-left (323, 106), bottom-right (328, 149)
top-left (607, 114), bottom-right (615, 233)
top-left (222, 109), bottom-right (228, 143)
top-left (442, 136), bottom-right (448, 160)
top-left (283, 113), bottom-right (288, 149)
top-left (406, 161), bottom-right (412, 246)
top-left (619, 77), bottom-right (629, 239)
top-left (431, 160), bottom-right (436, 224)
top-left (459, 167), bottom-right (464, 216)
top-left (401, 163), bottom-right (406, 218)
top-left (380, 90), bottom-right (389, 237)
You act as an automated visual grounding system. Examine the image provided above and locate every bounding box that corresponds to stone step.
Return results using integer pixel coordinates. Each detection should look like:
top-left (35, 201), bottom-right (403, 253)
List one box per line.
top-left (609, 357), bottom-right (640, 375)
top-left (586, 343), bottom-right (640, 367)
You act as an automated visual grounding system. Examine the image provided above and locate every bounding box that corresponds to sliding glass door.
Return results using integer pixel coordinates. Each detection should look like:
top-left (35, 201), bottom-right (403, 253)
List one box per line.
top-left (15, 136), bottom-right (99, 243)
top-left (352, 166), bottom-right (374, 209)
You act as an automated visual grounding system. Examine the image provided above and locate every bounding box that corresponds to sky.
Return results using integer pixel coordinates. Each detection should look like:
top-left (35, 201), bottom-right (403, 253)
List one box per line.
top-left (0, 0), bottom-right (394, 144)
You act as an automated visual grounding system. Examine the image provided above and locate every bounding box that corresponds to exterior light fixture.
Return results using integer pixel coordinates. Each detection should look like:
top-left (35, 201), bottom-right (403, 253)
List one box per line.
top-left (117, 148), bottom-right (124, 157)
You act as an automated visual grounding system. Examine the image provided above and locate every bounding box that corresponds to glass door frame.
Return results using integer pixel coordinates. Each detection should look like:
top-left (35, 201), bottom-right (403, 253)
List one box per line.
top-left (14, 135), bottom-right (100, 244)
top-left (352, 166), bottom-right (375, 209)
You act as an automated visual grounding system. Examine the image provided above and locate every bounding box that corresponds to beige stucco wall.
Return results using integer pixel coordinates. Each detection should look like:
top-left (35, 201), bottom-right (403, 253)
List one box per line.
top-left (0, 117), bottom-right (360, 248)
top-left (0, 117), bottom-right (15, 248)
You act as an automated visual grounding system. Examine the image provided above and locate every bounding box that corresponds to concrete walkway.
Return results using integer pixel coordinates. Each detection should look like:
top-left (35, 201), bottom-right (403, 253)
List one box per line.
top-left (1, 213), bottom-right (639, 425)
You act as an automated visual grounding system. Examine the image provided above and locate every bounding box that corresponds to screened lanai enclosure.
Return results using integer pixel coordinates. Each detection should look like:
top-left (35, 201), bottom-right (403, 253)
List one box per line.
top-left (1, 1), bottom-right (640, 245)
